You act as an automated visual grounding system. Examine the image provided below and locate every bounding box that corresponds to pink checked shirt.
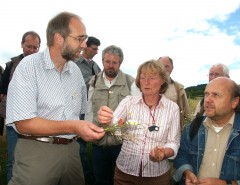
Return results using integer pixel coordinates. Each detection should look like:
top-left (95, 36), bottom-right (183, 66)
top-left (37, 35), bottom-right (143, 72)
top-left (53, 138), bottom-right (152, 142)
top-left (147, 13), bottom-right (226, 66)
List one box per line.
top-left (113, 95), bottom-right (180, 177)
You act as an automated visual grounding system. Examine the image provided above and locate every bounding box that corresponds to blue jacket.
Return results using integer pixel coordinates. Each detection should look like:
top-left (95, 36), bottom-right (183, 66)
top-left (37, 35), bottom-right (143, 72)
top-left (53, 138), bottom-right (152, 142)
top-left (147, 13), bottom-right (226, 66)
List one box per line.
top-left (173, 112), bottom-right (240, 185)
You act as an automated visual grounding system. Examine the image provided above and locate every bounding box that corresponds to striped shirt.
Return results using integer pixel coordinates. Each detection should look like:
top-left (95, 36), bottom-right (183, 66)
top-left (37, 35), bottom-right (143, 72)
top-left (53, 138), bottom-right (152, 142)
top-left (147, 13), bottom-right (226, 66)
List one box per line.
top-left (114, 95), bottom-right (180, 177)
top-left (6, 48), bottom-right (87, 138)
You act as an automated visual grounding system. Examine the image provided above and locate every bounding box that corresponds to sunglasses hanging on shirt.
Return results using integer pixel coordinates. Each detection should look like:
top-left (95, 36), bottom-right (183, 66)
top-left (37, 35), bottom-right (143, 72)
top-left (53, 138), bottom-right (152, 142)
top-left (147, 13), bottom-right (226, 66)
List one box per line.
top-left (148, 125), bottom-right (159, 132)
top-left (148, 105), bottom-right (159, 132)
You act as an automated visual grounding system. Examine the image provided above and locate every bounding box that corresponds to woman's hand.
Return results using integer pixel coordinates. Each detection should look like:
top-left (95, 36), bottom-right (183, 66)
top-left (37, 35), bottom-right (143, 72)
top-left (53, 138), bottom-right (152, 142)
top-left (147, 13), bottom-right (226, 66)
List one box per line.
top-left (149, 146), bottom-right (165, 162)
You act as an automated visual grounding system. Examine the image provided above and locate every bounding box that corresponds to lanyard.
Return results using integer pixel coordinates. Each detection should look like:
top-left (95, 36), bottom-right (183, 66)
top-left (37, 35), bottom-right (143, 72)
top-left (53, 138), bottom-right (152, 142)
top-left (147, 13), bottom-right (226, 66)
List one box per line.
top-left (148, 105), bottom-right (159, 132)
top-left (149, 105), bottom-right (157, 125)
top-left (143, 96), bottom-right (160, 132)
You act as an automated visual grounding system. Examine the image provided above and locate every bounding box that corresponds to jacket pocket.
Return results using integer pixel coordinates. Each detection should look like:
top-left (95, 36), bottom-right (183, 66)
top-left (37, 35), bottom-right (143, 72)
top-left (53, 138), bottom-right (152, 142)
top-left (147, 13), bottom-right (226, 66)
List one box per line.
top-left (223, 148), bottom-right (240, 178)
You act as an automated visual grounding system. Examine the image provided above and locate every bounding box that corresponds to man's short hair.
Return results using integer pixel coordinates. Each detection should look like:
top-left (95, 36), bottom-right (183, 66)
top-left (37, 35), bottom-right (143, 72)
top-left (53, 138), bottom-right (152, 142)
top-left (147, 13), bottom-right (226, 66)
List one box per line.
top-left (21, 31), bottom-right (41, 45)
top-left (232, 82), bottom-right (240, 112)
top-left (102, 45), bottom-right (124, 64)
top-left (46, 12), bottom-right (81, 47)
top-left (86, 36), bottom-right (100, 47)
top-left (158, 56), bottom-right (173, 65)
top-left (211, 63), bottom-right (230, 78)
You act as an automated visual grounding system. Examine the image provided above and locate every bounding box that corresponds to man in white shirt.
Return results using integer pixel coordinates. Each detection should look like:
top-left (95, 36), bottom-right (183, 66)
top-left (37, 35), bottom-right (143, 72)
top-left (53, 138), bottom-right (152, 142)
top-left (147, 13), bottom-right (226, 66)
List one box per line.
top-left (6, 12), bottom-right (104, 185)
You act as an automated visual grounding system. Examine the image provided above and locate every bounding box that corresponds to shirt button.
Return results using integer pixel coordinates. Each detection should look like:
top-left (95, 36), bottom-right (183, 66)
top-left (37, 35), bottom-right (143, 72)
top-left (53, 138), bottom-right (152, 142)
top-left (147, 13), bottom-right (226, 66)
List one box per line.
top-left (212, 163), bottom-right (215, 166)
top-left (214, 148), bottom-right (217, 151)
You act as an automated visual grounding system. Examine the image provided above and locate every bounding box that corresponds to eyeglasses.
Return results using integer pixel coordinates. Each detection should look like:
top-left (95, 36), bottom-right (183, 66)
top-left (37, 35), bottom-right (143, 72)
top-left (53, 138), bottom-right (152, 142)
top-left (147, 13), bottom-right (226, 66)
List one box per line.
top-left (24, 44), bottom-right (39, 51)
top-left (208, 73), bottom-right (224, 78)
top-left (68, 35), bottom-right (88, 43)
top-left (89, 47), bottom-right (98, 51)
top-left (103, 60), bottom-right (119, 65)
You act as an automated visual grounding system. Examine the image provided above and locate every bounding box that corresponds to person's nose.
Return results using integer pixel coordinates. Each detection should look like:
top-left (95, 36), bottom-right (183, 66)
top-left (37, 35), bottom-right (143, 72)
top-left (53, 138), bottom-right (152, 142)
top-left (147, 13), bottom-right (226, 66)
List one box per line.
top-left (209, 75), bottom-right (216, 82)
top-left (143, 78), bottom-right (151, 84)
top-left (29, 48), bottom-right (36, 53)
top-left (205, 94), bottom-right (213, 103)
top-left (80, 40), bottom-right (87, 49)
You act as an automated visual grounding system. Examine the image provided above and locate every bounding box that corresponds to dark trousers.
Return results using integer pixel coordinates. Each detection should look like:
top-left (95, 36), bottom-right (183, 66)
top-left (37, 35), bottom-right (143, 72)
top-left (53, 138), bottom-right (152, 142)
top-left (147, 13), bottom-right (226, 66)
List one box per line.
top-left (114, 166), bottom-right (171, 185)
top-left (92, 144), bottom-right (122, 185)
top-left (0, 117), bottom-right (4, 135)
top-left (78, 138), bottom-right (95, 185)
top-left (6, 126), bottom-right (18, 183)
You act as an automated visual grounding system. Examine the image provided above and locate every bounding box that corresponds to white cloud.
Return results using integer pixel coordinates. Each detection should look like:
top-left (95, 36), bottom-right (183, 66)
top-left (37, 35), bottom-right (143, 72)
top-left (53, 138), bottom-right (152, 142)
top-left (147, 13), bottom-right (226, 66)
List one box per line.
top-left (0, 0), bottom-right (240, 87)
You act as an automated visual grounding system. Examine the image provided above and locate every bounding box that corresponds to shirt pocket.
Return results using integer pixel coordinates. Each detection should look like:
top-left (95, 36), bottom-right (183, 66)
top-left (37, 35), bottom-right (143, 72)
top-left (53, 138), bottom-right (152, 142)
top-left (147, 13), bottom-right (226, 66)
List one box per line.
top-left (118, 87), bottom-right (130, 102)
top-left (71, 91), bottom-right (82, 113)
top-left (188, 142), bottom-right (201, 167)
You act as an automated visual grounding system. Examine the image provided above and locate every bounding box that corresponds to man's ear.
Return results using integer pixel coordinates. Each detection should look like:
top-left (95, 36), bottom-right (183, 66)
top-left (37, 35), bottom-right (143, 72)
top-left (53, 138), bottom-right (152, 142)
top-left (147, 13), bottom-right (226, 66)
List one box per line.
top-left (232, 96), bottom-right (240, 110)
top-left (54, 33), bottom-right (63, 45)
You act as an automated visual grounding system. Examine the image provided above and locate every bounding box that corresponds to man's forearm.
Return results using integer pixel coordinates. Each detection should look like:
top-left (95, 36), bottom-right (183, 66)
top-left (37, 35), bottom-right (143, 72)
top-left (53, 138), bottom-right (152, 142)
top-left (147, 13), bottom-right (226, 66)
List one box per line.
top-left (15, 117), bottom-right (77, 136)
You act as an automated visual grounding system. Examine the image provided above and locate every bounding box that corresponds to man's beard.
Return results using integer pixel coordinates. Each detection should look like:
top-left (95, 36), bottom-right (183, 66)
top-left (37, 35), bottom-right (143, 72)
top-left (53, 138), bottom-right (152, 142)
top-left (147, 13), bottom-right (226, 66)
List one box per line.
top-left (61, 44), bottom-right (79, 62)
top-left (105, 69), bottom-right (118, 78)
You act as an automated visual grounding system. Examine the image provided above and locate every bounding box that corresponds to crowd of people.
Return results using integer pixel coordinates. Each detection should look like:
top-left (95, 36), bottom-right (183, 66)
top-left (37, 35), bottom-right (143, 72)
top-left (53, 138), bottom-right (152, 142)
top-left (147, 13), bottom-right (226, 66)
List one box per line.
top-left (0, 11), bottom-right (239, 185)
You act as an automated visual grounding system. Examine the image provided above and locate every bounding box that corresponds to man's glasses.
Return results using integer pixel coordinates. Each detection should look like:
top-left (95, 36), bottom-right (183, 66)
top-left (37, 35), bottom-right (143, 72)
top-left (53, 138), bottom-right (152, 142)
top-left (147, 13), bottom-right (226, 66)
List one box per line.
top-left (208, 73), bottom-right (223, 78)
top-left (103, 60), bottom-right (119, 65)
top-left (89, 47), bottom-right (98, 51)
top-left (68, 35), bottom-right (88, 43)
top-left (24, 44), bottom-right (40, 51)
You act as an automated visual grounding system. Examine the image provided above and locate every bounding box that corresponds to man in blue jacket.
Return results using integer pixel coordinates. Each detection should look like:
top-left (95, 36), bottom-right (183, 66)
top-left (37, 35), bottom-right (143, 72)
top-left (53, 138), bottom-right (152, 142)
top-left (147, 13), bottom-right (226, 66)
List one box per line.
top-left (173, 77), bottom-right (240, 185)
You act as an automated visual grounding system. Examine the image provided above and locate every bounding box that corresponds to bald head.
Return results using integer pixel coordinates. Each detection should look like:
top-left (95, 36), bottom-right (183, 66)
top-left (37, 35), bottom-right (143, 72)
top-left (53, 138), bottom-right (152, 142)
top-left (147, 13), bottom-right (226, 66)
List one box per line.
top-left (208, 77), bottom-right (239, 99)
top-left (158, 56), bottom-right (173, 75)
top-left (204, 77), bottom-right (239, 125)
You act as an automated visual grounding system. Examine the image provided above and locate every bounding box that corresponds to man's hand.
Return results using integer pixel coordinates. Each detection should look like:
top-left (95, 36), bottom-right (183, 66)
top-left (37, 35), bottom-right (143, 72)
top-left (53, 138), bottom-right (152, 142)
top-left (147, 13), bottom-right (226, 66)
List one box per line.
top-left (97, 106), bottom-right (113, 125)
top-left (75, 120), bottom-right (105, 141)
top-left (198, 177), bottom-right (228, 185)
top-left (15, 118), bottom-right (105, 141)
top-left (184, 170), bottom-right (198, 185)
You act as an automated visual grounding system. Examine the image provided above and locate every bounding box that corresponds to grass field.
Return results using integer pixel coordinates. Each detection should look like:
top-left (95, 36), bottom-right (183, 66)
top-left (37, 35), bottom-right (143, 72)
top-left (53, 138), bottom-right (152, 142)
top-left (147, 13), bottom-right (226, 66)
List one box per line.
top-left (0, 99), bottom-right (199, 185)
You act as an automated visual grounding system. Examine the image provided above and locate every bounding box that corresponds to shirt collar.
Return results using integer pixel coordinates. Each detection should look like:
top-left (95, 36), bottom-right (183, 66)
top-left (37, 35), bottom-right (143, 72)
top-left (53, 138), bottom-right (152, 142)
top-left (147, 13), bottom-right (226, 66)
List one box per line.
top-left (204, 112), bottom-right (235, 128)
top-left (43, 48), bottom-right (71, 73)
top-left (83, 57), bottom-right (92, 62)
top-left (79, 55), bottom-right (92, 63)
top-left (133, 94), bottom-right (167, 108)
top-left (102, 72), bottom-right (119, 88)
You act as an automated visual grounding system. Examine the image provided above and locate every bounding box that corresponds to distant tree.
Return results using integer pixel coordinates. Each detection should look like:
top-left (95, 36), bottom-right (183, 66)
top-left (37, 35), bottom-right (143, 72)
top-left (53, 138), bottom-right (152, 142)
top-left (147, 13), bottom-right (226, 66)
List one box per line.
top-left (185, 84), bottom-right (207, 99)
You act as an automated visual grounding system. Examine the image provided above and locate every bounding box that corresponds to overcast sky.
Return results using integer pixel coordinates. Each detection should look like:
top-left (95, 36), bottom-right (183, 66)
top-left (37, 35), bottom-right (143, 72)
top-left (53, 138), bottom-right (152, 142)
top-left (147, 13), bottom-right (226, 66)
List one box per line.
top-left (0, 0), bottom-right (239, 87)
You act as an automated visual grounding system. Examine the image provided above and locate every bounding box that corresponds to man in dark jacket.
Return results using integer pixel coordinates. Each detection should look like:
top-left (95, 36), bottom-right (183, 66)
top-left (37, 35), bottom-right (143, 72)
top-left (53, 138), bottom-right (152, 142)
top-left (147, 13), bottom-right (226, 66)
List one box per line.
top-left (0, 65), bottom-right (4, 135)
top-left (173, 77), bottom-right (240, 185)
top-left (0, 31), bottom-right (41, 182)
